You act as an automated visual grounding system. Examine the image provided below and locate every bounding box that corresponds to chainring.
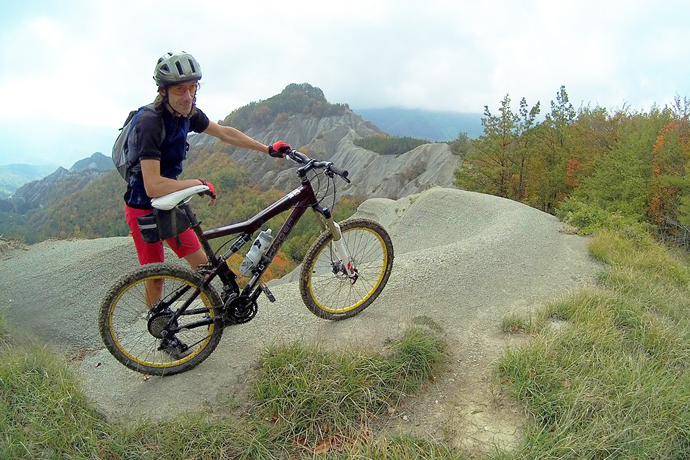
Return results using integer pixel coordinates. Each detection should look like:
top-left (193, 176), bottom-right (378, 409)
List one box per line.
top-left (222, 294), bottom-right (258, 325)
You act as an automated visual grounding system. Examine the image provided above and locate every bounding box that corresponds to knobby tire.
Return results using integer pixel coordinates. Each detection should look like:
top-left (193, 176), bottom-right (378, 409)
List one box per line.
top-left (299, 218), bottom-right (394, 320)
top-left (99, 263), bottom-right (223, 376)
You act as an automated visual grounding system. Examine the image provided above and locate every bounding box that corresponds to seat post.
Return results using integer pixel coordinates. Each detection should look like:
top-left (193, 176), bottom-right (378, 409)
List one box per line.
top-left (180, 203), bottom-right (218, 265)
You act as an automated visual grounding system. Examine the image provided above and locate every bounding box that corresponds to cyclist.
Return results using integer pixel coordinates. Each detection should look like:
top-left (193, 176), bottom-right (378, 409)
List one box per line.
top-left (123, 51), bottom-right (290, 357)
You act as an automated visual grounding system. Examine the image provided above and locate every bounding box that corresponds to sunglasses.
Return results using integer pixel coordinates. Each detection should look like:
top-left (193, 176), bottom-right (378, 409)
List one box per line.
top-left (168, 83), bottom-right (199, 96)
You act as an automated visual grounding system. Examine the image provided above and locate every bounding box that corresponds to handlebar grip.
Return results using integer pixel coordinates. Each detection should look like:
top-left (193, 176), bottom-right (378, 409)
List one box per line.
top-left (288, 149), bottom-right (309, 164)
top-left (329, 165), bottom-right (349, 180)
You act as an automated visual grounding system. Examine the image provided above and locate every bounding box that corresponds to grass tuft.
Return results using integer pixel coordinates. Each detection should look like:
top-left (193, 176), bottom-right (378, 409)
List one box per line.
top-left (500, 313), bottom-right (537, 334)
top-left (253, 326), bottom-right (446, 451)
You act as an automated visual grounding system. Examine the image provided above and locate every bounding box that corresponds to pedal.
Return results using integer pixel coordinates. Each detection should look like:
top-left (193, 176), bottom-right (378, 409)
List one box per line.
top-left (261, 283), bottom-right (277, 302)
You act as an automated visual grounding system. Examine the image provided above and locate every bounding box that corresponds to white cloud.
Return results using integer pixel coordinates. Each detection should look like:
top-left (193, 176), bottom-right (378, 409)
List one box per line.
top-left (1, 0), bottom-right (689, 129)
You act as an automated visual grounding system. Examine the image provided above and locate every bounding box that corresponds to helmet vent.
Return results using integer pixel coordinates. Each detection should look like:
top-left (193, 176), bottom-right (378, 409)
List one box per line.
top-left (175, 61), bottom-right (184, 75)
top-left (188, 59), bottom-right (197, 74)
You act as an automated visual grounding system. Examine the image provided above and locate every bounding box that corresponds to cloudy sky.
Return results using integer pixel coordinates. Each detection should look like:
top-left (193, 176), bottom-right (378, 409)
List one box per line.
top-left (2, 0), bottom-right (690, 129)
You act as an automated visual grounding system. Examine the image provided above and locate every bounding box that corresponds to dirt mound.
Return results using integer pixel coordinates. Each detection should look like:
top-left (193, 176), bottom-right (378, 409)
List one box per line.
top-left (0, 187), bottom-right (600, 452)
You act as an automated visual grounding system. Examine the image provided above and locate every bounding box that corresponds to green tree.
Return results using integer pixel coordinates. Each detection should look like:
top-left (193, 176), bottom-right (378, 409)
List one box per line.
top-left (531, 86), bottom-right (576, 212)
top-left (455, 94), bottom-right (517, 197)
top-left (513, 97), bottom-right (541, 201)
top-left (571, 109), bottom-right (664, 220)
top-left (455, 94), bottom-right (540, 201)
top-left (449, 132), bottom-right (471, 156)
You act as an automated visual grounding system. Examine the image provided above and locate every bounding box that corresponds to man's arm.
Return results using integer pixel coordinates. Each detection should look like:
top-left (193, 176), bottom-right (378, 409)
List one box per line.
top-left (141, 159), bottom-right (203, 198)
top-left (203, 121), bottom-right (268, 153)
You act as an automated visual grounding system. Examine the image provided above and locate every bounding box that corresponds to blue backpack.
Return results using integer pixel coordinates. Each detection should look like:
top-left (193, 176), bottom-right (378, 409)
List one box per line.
top-left (111, 104), bottom-right (164, 180)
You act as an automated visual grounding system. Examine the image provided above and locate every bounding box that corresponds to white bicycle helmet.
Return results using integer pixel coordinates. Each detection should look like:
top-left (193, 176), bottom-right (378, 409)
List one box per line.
top-left (154, 51), bottom-right (202, 87)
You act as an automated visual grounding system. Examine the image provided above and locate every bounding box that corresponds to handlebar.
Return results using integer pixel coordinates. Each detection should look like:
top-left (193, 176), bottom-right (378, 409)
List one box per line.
top-left (286, 149), bottom-right (351, 183)
top-left (151, 150), bottom-right (349, 210)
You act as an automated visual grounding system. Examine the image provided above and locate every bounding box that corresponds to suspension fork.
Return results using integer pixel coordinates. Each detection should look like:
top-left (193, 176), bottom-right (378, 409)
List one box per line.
top-left (314, 206), bottom-right (357, 279)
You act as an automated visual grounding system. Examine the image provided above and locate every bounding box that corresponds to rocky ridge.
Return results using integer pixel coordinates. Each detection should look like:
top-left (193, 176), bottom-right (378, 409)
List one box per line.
top-left (191, 109), bottom-right (461, 199)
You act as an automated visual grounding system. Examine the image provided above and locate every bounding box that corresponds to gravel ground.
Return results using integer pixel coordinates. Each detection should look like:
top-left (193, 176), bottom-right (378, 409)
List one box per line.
top-left (0, 187), bottom-right (601, 452)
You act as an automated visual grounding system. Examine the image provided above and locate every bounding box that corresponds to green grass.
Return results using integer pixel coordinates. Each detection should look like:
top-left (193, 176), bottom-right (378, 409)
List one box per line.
top-left (496, 227), bottom-right (690, 459)
top-left (0, 345), bottom-right (105, 459)
top-left (0, 316), bottom-right (452, 459)
top-left (500, 313), bottom-right (539, 334)
top-left (254, 327), bottom-right (446, 449)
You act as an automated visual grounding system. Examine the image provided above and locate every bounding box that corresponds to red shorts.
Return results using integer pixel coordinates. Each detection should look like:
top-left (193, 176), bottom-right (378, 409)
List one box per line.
top-left (125, 205), bottom-right (201, 265)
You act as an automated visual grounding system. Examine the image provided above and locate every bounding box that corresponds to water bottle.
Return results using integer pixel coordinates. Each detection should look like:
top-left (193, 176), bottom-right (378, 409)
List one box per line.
top-left (239, 229), bottom-right (273, 275)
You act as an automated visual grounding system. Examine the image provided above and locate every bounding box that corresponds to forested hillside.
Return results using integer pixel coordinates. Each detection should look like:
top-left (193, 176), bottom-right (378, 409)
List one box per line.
top-left (0, 164), bottom-right (59, 199)
top-left (454, 86), bottom-right (690, 245)
top-left (219, 83), bottom-right (349, 132)
top-left (353, 135), bottom-right (430, 156)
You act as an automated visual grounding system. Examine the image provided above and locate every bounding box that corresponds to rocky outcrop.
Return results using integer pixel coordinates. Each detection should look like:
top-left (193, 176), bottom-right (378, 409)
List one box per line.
top-left (189, 108), bottom-right (462, 200)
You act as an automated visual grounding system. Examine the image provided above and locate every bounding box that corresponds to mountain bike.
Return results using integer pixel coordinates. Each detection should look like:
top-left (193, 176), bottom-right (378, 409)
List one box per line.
top-left (99, 149), bottom-right (394, 376)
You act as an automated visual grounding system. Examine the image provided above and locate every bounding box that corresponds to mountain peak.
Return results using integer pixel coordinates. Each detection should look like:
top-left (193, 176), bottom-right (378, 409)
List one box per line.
top-left (220, 83), bottom-right (349, 131)
top-left (70, 152), bottom-right (113, 173)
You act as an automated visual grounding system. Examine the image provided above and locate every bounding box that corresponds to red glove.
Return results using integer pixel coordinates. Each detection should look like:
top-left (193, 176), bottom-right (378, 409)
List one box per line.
top-left (199, 179), bottom-right (216, 199)
top-left (268, 140), bottom-right (291, 158)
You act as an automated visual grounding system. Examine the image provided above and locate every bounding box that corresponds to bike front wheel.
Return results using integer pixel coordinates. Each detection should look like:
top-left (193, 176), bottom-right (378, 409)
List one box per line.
top-left (300, 218), bottom-right (394, 320)
top-left (99, 263), bottom-right (223, 376)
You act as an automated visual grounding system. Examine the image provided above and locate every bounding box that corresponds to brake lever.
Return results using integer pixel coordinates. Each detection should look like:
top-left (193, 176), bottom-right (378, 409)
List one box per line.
top-left (327, 164), bottom-right (351, 183)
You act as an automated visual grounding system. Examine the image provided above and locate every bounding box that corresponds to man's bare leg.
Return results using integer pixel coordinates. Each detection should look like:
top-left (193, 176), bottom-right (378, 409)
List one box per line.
top-left (144, 248), bottom-right (207, 309)
top-left (184, 248), bottom-right (208, 271)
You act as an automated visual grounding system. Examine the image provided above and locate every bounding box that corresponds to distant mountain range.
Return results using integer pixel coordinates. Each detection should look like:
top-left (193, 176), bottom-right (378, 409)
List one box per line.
top-left (0, 164), bottom-right (60, 199)
top-left (0, 153), bottom-right (113, 199)
top-left (70, 152), bottom-right (115, 173)
top-left (0, 104), bottom-right (483, 197)
top-left (0, 119), bottom-right (119, 168)
top-left (353, 108), bottom-right (483, 141)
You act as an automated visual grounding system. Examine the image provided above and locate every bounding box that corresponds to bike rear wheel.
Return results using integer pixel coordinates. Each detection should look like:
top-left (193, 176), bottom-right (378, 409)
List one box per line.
top-left (300, 218), bottom-right (394, 320)
top-left (99, 263), bottom-right (223, 376)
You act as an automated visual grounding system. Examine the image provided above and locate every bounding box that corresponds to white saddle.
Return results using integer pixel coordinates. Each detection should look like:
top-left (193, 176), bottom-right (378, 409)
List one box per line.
top-left (151, 185), bottom-right (209, 211)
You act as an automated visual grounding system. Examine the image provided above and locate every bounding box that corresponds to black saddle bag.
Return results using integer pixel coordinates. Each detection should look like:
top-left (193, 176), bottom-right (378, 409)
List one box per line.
top-left (137, 207), bottom-right (192, 243)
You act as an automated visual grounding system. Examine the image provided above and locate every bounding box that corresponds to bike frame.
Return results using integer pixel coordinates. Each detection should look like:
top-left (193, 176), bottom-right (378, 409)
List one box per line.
top-left (197, 172), bottom-right (329, 294)
top-left (161, 168), bottom-right (339, 334)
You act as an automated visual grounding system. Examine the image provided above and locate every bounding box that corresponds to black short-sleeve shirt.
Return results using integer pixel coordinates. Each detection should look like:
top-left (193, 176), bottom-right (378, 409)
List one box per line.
top-left (124, 105), bottom-right (210, 209)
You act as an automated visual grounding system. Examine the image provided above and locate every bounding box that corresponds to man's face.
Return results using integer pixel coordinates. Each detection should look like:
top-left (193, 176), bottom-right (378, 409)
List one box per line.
top-left (165, 81), bottom-right (198, 116)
